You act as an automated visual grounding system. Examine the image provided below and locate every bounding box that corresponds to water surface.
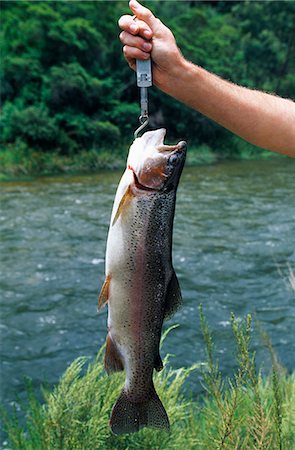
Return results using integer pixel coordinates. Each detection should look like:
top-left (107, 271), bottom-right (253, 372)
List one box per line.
top-left (1, 159), bottom-right (294, 408)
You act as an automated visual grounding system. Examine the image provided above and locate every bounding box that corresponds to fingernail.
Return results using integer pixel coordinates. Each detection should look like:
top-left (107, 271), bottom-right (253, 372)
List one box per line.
top-left (130, 0), bottom-right (138, 8)
top-left (144, 30), bottom-right (151, 38)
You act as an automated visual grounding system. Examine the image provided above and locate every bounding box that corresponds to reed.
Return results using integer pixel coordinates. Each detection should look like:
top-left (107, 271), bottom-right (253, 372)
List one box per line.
top-left (2, 313), bottom-right (294, 450)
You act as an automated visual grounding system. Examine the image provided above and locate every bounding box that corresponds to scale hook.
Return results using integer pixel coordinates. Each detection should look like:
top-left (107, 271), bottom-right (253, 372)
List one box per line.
top-left (134, 115), bottom-right (149, 139)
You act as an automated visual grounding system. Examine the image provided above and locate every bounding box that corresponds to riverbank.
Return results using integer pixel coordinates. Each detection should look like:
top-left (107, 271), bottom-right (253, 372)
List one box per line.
top-left (0, 140), bottom-right (281, 181)
top-left (2, 314), bottom-right (294, 450)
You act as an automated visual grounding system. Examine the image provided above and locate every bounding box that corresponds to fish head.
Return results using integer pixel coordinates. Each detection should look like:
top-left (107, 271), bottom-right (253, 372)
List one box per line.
top-left (127, 129), bottom-right (187, 192)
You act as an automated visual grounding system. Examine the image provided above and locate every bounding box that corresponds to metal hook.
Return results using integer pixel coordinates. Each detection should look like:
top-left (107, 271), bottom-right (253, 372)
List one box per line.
top-left (134, 115), bottom-right (149, 139)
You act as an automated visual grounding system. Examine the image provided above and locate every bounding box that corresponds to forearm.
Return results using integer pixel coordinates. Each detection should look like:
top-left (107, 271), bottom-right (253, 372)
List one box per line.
top-left (162, 59), bottom-right (295, 156)
top-left (119, 0), bottom-right (295, 156)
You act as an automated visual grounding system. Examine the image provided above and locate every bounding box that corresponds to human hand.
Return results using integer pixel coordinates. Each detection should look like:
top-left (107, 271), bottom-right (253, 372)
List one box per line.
top-left (118, 0), bottom-right (185, 91)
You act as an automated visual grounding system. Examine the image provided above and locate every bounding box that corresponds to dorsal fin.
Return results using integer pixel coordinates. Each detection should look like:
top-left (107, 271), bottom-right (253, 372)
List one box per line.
top-left (98, 274), bottom-right (111, 310)
top-left (164, 271), bottom-right (182, 320)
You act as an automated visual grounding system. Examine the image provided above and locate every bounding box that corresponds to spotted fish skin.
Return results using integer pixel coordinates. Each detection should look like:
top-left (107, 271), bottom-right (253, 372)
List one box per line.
top-left (98, 129), bottom-right (186, 435)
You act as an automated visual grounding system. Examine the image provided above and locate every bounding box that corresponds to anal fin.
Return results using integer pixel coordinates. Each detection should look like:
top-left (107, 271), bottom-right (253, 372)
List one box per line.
top-left (164, 270), bottom-right (182, 320)
top-left (98, 274), bottom-right (111, 310)
top-left (104, 334), bottom-right (124, 374)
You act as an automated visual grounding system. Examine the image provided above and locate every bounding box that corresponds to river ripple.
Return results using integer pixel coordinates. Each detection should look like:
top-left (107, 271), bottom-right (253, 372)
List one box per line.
top-left (1, 159), bottom-right (294, 406)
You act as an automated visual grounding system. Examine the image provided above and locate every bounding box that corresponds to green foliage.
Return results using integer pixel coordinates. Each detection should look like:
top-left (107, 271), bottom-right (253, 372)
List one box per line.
top-left (1, 0), bottom-right (127, 157)
top-left (44, 63), bottom-right (112, 114)
top-left (2, 314), bottom-right (294, 450)
top-left (1, 0), bottom-right (294, 170)
top-left (8, 106), bottom-right (59, 149)
top-left (199, 308), bottom-right (295, 450)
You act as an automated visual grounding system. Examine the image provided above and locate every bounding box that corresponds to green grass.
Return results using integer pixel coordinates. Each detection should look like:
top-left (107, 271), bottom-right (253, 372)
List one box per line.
top-left (0, 142), bottom-right (127, 180)
top-left (2, 313), bottom-right (294, 450)
top-left (0, 144), bottom-right (217, 180)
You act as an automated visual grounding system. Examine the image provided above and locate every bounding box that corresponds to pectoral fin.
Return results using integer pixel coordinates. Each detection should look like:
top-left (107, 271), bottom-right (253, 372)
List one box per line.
top-left (98, 274), bottom-right (111, 309)
top-left (112, 185), bottom-right (133, 226)
top-left (164, 271), bottom-right (182, 320)
top-left (104, 334), bottom-right (124, 374)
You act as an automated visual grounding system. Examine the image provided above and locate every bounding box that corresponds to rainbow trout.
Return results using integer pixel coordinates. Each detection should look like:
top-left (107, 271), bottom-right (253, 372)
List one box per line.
top-left (98, 129), bottom-right (186, 435)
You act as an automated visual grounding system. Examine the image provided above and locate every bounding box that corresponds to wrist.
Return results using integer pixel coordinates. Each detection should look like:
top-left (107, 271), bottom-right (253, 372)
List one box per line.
top-left (160, 57), bottom-right (201, 101)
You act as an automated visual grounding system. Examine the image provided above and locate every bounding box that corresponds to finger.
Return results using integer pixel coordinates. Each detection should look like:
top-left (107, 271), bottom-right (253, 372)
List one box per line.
top-left (120, 31), bottom-right (152, 53)
top-left (129, 0), bottom-right (159, 29)
top-left (123, 45), bottom-right (150, 62)
top-left (124, 53), bottom-right (136, 71)
top-left (127, 59), bottom-right (136, 72)
top-left (118, 15), bottom-right (152, 39)
top-left (118, 15), bottom-right (138, 34)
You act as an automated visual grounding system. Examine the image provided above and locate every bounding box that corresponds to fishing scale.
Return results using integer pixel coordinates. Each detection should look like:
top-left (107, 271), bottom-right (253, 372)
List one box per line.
top-left (134, 58), bottom-right (152, 138)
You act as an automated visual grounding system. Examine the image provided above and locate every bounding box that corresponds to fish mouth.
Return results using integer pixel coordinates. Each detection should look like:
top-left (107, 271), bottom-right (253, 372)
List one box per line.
top-left (176, 141), bottom-right (187, 152)
top-left (137, 128), bottom-right (187, 154)
top-left (158, 140), bottom-right (187, 155)
top-left (139, 128), bottom-right (167, 148)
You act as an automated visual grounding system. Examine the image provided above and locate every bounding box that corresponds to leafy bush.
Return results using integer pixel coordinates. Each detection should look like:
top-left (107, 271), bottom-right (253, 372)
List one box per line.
top-left (45, 63), bottom-right (111, 114)
top-left (8, 106), bottom-right (59, 150)
top-left (1, 0), bottom-right (294, 159)
top-left (55, 113), bottom-right (121, 149)
top-left (2, 314), bottom-right (294, 450)
top-left (0, 56), bottom-right (42, 102)
top-left (110, 102), bottom-right (140, 137)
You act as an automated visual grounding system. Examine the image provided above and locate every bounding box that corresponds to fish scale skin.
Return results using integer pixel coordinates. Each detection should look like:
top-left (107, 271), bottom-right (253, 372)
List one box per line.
top-left (106, 189), bottom-right (175, 401)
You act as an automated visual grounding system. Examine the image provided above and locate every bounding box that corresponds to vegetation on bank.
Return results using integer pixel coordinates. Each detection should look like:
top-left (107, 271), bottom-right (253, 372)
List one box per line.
top-left (2, 311), bottom-right (294, 450)
top-left (1, 1), bottom-right (294, 174)
top-left (0, 139), bottom-right (283, 181)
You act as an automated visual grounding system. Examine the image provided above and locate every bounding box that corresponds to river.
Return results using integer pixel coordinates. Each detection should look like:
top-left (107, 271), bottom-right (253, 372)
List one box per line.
top-left (1, 158), bottom-right (294, 410)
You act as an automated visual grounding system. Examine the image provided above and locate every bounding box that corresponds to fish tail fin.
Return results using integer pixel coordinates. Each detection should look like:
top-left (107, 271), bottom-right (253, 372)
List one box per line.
top-left (110, 385), bottom-right (170, 435)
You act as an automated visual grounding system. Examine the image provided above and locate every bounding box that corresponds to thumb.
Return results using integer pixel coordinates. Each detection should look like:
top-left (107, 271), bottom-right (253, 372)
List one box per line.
top-left (129, 0), bottom-right (158, 29)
